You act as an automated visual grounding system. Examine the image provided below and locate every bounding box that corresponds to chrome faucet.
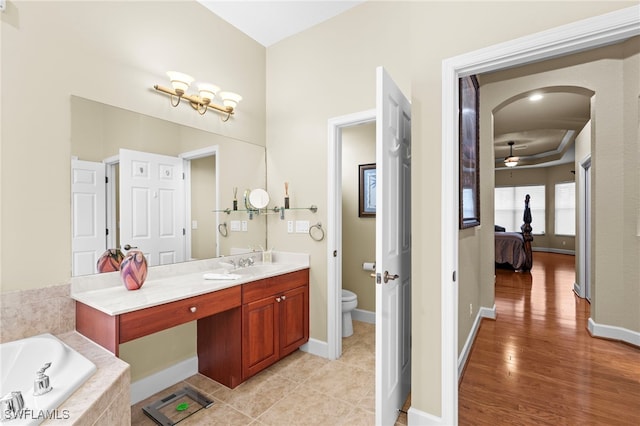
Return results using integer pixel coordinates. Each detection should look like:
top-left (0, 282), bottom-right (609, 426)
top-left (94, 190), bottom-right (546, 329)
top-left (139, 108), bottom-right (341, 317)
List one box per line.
top-left (33, 362), bottom-right (52, 396)
top-left (1, 391), bottom-right (24, 420)
top-left (238, 257), bottom-right (255, 267)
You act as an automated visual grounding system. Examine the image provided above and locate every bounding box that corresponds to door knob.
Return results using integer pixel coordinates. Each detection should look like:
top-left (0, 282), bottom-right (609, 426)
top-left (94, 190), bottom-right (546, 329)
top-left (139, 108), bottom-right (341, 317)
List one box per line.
top-left (123, 244), bottom-right (138, 251)
top-left (383, 271), bottom-right (399, 283)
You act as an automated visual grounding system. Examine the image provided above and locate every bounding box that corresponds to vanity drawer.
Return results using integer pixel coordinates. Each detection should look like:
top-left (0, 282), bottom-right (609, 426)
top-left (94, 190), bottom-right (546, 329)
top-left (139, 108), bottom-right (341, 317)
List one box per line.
top-left (119, 285), bottom-right (241, 343)
top-left (242, 269), bottom-right (309, 304)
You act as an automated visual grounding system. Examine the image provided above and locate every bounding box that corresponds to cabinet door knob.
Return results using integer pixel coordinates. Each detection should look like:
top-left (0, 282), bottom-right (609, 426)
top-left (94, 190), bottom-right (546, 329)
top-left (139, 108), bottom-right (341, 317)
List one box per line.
top-left (190, 306), bottom-right (197, 313)
top-left (281, 295), bottom-right (286, 301)
top-left (275, 297), bottom-right (281, 302)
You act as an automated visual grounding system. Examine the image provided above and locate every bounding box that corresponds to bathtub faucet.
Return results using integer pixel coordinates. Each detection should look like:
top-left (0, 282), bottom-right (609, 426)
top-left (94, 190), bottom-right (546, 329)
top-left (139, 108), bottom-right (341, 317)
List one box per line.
top-left (33, 362), bottom-right (52, 396)
top-left (1, 391), bottom-right (24, 420)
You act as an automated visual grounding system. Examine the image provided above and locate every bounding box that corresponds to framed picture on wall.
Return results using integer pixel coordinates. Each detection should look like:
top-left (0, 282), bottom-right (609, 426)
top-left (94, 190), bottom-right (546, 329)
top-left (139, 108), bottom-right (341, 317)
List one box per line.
top-left (359, 163), bottom-right (376, 217)
top-left (459, 74), bottom-right (480, 229)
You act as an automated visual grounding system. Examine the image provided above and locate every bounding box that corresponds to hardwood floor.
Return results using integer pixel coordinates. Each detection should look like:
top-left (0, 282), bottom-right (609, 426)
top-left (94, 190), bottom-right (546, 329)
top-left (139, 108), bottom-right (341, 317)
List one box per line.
top-left (459, 252), bottom-right (640, 425)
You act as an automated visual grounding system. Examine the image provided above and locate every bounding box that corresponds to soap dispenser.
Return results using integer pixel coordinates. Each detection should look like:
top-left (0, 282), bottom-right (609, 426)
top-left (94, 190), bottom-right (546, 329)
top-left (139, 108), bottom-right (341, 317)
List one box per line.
top-left (33, 363), bottom-right (52, 396)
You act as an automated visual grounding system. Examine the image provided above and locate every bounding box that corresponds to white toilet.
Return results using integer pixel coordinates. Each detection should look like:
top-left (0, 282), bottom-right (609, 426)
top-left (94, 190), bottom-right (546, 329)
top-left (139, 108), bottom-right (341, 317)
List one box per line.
top-left (341, 289), bottom-right (358, 337)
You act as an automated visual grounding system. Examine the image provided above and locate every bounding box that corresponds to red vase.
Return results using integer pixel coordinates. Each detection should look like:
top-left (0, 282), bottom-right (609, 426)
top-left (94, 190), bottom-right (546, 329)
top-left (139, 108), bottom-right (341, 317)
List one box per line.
top-left (97, 249), bottom-right (125, 273)
top-left (120, 251), bottom-right (148, 291)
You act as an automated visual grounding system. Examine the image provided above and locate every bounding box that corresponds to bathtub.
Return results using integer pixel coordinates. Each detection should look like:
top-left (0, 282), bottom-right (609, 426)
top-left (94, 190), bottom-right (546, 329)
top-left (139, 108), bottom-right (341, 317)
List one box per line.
top-left (1, 333), bottom-right (96, 425)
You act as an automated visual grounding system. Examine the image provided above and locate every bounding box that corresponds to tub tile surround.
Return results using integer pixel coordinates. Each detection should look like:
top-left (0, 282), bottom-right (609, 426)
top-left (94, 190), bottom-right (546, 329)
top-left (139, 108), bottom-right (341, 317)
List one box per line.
top-left (0, 284), bottom-right (75, 344)
top-left (50, 332), bottom-right (130, 425)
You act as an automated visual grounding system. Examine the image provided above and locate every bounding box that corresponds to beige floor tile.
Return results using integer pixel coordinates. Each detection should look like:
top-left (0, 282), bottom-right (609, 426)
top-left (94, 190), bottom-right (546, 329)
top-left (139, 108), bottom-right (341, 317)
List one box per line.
top-left (130, 321), bottom-right (379, 425)
top-left (210, 370), bottom-right (299, 419)
top-left (256, 383), bottom-right (354, 426)
top-left (305, 361), bottom-right (374, 405)
top-left (267, 349), bottom-right (330, 383)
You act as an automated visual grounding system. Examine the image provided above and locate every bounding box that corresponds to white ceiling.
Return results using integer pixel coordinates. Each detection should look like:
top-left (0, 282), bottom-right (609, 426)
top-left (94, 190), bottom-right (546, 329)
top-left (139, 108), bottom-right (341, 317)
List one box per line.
top-left (198, 1), bottom-right (365, 47)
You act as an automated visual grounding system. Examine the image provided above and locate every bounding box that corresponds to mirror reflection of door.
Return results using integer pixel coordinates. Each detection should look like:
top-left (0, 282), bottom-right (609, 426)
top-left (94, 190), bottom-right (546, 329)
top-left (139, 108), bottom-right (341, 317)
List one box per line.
top-left (71, 159), bottom-right (106, 276)
top-left (119, 148), bottom-right (185, 267)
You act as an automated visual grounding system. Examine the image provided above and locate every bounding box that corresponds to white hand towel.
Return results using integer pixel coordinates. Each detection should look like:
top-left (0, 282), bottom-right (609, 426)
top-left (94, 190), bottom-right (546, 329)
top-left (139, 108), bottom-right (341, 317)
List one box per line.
top-left (203, 273), bottom-right (241, 280)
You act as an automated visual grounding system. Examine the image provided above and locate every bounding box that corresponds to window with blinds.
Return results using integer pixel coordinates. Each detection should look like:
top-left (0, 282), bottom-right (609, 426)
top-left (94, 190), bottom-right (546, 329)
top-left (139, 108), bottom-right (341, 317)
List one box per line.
top-left (555, 182), bottom-right (576, 236)
top-left (495, 185), bottom-right (546, 234)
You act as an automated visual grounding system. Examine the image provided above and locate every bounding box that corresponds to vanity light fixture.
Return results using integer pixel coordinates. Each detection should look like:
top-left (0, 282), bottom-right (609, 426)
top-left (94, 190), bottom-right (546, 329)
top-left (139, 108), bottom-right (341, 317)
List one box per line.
top-left (154, 71), bottom-right (242, 121)
top-left (504, 141), bottom-right (519, 168)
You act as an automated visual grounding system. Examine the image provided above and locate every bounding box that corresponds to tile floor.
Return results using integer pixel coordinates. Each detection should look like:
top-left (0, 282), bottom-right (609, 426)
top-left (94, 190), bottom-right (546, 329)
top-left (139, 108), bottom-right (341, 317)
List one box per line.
top-left (131, 321), bottom-right (408, 425)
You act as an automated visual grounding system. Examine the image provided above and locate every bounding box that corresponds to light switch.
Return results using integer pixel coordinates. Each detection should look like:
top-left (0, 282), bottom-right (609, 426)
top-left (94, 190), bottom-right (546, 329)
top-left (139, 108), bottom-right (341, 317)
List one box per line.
top-left (287, 221), bottom-right (294, 233)
top-left (230, 220), bottom-right (241, 232)
top-left (191, 220), bottom-right (198, 230)
top-left (241, 221), bottom-right (248, 232)
top-left (295, 220), bottom-right (310, 233)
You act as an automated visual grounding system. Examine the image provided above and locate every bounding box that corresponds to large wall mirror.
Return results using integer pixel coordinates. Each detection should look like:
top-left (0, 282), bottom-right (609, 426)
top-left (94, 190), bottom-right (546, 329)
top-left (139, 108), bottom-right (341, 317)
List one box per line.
top-left (71, 96), bottom-right (267, 276)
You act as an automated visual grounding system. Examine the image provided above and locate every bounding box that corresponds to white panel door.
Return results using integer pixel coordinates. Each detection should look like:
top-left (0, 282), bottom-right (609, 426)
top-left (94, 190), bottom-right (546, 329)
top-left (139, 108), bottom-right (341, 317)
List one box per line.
top-left (71, 159), bottom-right (106, 276)
top-left (119, 149), bottom-right (185, 266)
top-left (375, 67), bottom-right (412, 425)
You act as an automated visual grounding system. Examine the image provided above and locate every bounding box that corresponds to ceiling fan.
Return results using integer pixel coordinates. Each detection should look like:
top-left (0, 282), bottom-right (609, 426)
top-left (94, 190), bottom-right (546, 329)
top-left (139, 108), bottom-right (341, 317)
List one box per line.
top-left (504, 141), bottom-right (519, 167)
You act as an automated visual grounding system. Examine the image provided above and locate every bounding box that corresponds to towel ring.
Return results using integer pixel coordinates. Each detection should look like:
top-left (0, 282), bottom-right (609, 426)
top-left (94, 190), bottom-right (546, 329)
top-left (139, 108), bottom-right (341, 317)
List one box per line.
top-left (309, 222), bottom-right (325, 242)
top-left (218, 222), bottom-right (228, 237)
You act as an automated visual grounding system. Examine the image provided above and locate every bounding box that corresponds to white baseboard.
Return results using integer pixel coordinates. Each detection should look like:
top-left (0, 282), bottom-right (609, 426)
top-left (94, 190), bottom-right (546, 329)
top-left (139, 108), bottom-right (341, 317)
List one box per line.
top-left (130, 356), bottom-right (198, 405)
top-left (588, 318), bottom-right (640, 347)
top-left (458, 304), bottom-right (496, 379)
top-left (352, 308), bottom-right (375, 324)
top-left (407, 406), bottom-right (446, 425)
top-left (300, 337), bottom-right (329, 358)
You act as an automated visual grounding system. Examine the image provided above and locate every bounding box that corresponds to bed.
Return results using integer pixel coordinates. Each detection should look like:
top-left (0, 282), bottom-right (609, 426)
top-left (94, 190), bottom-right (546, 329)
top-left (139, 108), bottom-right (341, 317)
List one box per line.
top-left (495, 194), bottom-right (533, 271)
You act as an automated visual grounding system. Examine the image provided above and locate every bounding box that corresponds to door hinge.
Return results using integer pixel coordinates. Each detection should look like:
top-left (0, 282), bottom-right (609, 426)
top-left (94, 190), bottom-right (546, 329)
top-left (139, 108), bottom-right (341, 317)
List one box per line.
top-left (452, 271), bottom-right (456, 282)
top-left (106, 228), bottom-right (109, 236)
top-left (182, 172), bottom-right (185, 180)
top-left (105, 176), bottom-right (109, 184)
top-left (183, 228), bottom-right (186, 235)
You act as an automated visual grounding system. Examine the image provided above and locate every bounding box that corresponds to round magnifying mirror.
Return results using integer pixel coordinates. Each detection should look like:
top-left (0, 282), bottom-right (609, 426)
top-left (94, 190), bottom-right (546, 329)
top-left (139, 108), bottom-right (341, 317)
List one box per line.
top-left (249, 188), bottom-right (270, 209)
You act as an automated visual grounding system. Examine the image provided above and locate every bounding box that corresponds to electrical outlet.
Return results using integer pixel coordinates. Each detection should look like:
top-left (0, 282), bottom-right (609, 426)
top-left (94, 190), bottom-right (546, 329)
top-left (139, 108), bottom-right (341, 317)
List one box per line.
top-left (469, 303), bottom-right (473, 316)
top-left (287, 221), bottom-right (294, 233)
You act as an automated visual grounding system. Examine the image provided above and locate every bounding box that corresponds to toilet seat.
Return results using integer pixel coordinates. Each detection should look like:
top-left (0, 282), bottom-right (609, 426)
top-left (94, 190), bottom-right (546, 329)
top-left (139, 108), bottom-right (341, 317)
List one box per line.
top-left (342, 289), bottom-right (357, 302)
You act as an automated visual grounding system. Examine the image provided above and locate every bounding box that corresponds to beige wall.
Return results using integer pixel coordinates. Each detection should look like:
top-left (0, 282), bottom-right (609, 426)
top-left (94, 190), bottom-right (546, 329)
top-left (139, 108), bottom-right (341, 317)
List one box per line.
top-left (266, 0), bottom-right (637, 417)
top-left (2, 0), bottom-right (637, 416)
top-left (191, 156), bottom-right (217, 259)
top-left (1, 1), bottom-right (265, 382)
top-left (481, 37), bottom-right (640, 334)
top-left (342, 123), bottom-right (376, 312)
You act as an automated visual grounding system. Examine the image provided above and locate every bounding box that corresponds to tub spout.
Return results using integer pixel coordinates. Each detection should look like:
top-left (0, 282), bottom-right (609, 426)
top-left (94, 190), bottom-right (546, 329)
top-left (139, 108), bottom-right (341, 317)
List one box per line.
top-left (34, 362), bottom-right (52, 396)
top-left (1, 391), bottom-right (24, 420)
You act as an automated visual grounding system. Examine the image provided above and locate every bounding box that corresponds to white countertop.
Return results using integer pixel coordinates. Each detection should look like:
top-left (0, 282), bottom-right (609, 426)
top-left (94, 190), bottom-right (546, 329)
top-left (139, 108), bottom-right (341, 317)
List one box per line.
top-left (71, 252), bottom-right (309, 316)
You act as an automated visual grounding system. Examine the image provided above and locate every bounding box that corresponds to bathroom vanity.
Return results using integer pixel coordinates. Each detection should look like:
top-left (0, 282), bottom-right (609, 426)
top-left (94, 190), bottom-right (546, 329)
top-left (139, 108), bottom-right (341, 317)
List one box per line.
top-left (72, 254), bottom-right (309, 389)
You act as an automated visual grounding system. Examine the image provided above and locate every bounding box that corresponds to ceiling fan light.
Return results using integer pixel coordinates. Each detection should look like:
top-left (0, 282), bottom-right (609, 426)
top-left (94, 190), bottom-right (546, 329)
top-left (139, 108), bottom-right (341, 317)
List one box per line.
top-left (504, 157), bottom-right (519, 167)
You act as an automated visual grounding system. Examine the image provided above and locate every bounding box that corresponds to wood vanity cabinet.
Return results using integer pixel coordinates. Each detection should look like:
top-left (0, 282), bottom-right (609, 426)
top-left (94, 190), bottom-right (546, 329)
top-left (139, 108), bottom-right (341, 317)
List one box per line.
top-left (241, 269), bottom-right (309, 380)
top-left (75, 267), bottom-right (309, 389)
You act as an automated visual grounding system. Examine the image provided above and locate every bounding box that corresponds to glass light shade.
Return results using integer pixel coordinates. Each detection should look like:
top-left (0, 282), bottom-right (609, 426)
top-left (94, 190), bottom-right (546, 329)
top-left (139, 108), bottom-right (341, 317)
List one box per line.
top-left (166, 71), bottom-right (194, 94)
top-left (198, 83), bottom-right (220, 104)
top-left (504, 157), bottom-right (519, 167)
top-left (219, 91), bottom-right (242, 109)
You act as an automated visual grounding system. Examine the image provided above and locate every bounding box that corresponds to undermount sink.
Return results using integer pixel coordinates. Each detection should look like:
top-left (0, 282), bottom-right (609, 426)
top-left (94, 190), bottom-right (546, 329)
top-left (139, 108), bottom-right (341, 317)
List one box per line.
top-left (233, 263), bottom-right (284, 276)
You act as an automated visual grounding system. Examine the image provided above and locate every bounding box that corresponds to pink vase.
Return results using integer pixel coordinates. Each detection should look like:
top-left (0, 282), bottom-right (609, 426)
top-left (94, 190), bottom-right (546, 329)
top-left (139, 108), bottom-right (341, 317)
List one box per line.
top-left (120, 251), bottom-right (148, 291)
top-left (97, 248), bottom-right (125, 273)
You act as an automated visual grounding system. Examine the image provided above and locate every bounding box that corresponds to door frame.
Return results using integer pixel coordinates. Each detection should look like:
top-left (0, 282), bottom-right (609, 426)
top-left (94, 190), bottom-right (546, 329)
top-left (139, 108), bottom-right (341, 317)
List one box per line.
top-left (327, 109), bottom-right (376, 360)
top-left (180, 145), bottom-right (220, 260)
top-left (440, 6), bottom-right (639, 425)
top-left (578, 155), bottom-right (592, 301)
